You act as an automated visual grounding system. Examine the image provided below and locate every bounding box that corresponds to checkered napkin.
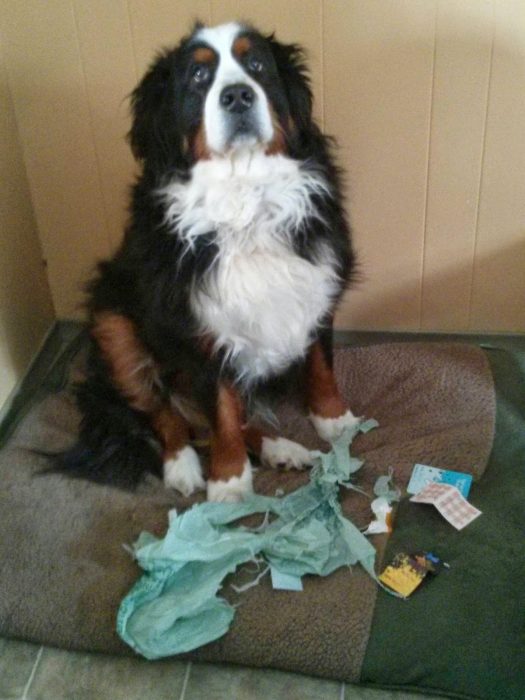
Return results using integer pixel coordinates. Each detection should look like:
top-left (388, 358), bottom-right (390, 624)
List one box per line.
top-left (410, 482), bottom-right (482, 530)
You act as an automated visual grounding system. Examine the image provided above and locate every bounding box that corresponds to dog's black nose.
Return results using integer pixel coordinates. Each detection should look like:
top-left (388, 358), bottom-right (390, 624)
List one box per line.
top-left (220, 83), bottom-right (255, 113)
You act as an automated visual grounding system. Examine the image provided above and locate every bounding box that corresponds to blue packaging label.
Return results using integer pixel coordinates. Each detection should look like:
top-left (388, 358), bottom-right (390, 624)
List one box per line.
top-left (407, 463), bottom-right (473, 498)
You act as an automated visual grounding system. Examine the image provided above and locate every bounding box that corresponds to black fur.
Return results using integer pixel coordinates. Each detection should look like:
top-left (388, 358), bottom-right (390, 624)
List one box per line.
top-left (57, 23), bottom-right (356, 489)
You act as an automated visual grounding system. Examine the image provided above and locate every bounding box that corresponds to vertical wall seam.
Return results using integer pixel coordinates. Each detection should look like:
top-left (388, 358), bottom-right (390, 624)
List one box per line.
top-left (319, 0), bottom-right (325, 130)
top-left (70, 0), bottom-right (113, 255)
top-left (418, 0), bottom-right (439, 330)
top-left (467, 1), bottom-right (496, 331)
top-left (125, 0), bottom-right (140, 82)
top-left (0, 33), bottom-right (56, 316)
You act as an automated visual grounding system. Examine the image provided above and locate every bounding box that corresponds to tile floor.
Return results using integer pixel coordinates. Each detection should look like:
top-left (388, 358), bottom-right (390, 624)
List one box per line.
top-left (0, 636), bottom-right (444, 700)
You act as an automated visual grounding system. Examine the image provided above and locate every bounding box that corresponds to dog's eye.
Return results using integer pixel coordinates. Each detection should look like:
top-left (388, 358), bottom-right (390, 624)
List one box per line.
top-left (248, 57), bottom-right (264, 73)
top-left (192, 65), bottom-right (211, 84)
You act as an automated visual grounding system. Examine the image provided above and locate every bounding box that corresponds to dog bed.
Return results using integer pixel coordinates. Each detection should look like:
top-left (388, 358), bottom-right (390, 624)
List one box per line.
top-left (0, 339), bottom-right (523, 699)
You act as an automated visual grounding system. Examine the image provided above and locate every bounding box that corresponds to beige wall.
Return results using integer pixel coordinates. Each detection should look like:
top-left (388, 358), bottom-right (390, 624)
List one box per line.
top-left (0, 0), bottom-right (524, 332)
top-left (0, 39), bottom-right (55, 408)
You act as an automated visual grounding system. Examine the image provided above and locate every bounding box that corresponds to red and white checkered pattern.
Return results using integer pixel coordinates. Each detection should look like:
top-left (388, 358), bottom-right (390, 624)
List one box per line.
top-left (410, 483), bottom-right (481, 530)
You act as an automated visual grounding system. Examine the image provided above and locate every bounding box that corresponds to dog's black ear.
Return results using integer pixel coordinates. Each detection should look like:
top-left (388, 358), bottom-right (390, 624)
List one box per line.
top-left (128, 50), bottom-right (176, 166)
top-left (267, 37), bottom-right (314, 138)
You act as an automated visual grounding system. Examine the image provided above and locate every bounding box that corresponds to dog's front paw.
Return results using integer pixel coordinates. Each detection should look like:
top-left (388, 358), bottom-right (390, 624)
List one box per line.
top-left (163, 446), bottom-right (206, 497)
top-left (207, 460), bottom-right (253, 503)
top-left (261, 436), bottom-right (313, 470)
top-left (309, 409), bottom-right (362, 442)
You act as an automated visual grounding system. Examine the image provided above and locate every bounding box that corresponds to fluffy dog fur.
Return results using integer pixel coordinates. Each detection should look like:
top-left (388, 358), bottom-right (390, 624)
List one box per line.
top-left (59, 21), bottom-right (359, 502)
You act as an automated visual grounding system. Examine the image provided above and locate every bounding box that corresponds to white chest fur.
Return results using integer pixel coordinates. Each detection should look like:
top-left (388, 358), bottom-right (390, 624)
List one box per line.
top-left (161, 151), bottom-right (340, 383)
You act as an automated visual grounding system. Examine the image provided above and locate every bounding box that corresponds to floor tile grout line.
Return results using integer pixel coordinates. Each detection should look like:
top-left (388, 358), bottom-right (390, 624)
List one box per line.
top-left (20, 645), bottom-right (43, 700)
top-left (179, 661), bottom-right (192, 700)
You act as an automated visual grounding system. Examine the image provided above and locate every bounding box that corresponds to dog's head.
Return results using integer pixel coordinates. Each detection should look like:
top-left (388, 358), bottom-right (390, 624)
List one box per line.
top-left (129, 22), bottom-right (317, 171)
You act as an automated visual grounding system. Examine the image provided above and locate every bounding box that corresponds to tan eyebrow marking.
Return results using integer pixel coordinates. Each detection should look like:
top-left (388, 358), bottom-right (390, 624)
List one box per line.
top-left (233, 36), bottom-right (251, 58)
top-left (193, 47), bottom-right (214, 63)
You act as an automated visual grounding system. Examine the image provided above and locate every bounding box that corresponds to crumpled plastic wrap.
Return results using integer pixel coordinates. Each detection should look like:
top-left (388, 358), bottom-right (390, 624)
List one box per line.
top-left (117, 419), bottom-right (384, 659)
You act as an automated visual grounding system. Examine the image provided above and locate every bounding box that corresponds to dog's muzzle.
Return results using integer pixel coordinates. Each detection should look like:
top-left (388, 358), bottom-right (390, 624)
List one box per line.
top-left (220, 83), bottom-right (255, 113)
top-left (220, 82), bottom-right (262, 145)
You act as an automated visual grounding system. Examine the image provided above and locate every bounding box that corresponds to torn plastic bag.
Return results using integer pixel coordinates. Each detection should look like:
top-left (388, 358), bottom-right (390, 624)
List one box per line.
top-left (117, 419), bottom-right (386, 659)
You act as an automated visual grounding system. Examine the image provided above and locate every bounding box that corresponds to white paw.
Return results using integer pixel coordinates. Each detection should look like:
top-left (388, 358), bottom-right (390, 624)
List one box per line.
top-left (261, 436), bottom-right (313, 470)
top-left (163, 446), bottom-right (206, 497)
top-left (207, 460), bottom-right (253, 503)
top-left (309, 409), bottom-right (362, 442)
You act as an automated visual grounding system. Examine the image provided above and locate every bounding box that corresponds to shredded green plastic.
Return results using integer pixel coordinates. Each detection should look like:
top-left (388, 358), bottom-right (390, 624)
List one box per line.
top-left (117, 418), bottom-right (385, 659)
top-left (373, 467), bottom-right (401, 503)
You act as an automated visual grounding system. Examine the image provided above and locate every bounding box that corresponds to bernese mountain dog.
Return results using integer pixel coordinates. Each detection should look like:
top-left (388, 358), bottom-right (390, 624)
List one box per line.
top-left (62, 21), bottom-right (359, 503)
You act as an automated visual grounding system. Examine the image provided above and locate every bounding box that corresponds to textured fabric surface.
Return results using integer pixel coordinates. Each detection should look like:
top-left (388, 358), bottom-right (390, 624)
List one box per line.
top-left (361, 348), bottom-right (525, 700)
top-left (0, 343), bottom-right (495, 685)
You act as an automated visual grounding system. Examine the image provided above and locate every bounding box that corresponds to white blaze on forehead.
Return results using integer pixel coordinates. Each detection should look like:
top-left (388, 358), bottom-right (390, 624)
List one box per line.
top-left (194, 21), bottom-right (243, 56)
top-left (194, 22), bottom-right (274, 154)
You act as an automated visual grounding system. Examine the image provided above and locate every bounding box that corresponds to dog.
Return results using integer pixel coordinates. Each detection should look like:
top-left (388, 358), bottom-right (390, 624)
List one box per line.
top-left (61, 21), bottom-right (359, 502)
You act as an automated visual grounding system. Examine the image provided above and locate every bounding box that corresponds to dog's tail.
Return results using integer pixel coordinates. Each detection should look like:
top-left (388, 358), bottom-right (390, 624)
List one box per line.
top-left (41, 375), bottom-right (163, 489)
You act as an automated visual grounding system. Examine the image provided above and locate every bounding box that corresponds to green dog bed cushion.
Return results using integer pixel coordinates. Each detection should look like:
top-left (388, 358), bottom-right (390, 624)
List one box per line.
top-left (0, 339), bottom-right (523, 699)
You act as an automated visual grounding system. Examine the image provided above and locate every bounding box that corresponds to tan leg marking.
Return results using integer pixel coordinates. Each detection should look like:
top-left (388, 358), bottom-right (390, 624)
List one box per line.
top-left (152, 403), bottom-right (205, 496)
top-left (151, 405), bottom-right (190, 461)
top-left (210, 383), bottom-right (248, 481)
top-left (307, 340), bottom-right (361, 441)
top-left (306, 341), bottom-right (347, 419)
top-left (207, 383), bottom-right (253, 502)
top-left (91, 312), bottom-right (159, 413)
top-left (242, 425), bottom-right (265, 456)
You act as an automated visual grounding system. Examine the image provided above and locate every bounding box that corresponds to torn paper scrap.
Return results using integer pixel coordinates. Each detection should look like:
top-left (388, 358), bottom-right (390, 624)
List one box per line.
top-left (410, 483), bottom-right (481, 530)
top-left (363, 497), bottom-right (393, 535)
top-left (373, 467), bottom-right (400, 504)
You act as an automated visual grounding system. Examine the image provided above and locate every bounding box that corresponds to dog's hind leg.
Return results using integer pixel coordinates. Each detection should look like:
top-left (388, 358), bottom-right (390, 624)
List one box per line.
top-left (91, 312), bottom-right (204, 494)
top-left (242, 425), bottom-right (313, 471)
top-left (92, 312), bottom-right (161, 414)
top-left (152, 405), bottom-right (205, 496)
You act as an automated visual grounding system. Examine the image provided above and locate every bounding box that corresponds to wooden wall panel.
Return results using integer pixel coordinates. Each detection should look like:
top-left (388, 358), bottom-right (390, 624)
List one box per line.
top-left (73, 0), bottom-right (138, 250)
top-left (324, 0), bottom-right (436, 330)
top-left (128, 0), bottom-right (211, 76)
top-left (0, 0), bottom-right (111, 317)
top-left (421, 0), bottom-right (493, 331)
top-left (470, 1), bottom-right (525, 332)
top-left (0, 41), bottom-right (54, 407)
top-left (0, 0), bottom-right (523, 331)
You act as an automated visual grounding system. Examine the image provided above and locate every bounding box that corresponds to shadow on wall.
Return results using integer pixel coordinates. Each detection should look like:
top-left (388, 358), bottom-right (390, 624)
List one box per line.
top-left (0, 59), bottom-right (54, 396)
